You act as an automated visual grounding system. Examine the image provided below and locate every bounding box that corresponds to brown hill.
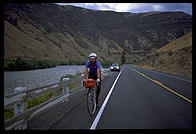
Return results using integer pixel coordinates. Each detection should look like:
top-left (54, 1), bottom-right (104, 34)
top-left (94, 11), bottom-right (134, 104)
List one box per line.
top-left (135, 32), bottom-right (192, 79)
top-left (4, 3), bottom-right (192, 64)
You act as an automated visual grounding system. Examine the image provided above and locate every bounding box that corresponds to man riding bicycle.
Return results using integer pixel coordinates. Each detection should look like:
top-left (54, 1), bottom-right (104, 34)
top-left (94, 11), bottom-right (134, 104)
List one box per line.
top-left (83, 53), bottom-right (101, 105)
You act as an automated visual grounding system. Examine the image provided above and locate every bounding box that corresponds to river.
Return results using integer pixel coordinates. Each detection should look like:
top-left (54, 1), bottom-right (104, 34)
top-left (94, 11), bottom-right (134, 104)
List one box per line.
top-left (4, 65), bottom-right (108, 95)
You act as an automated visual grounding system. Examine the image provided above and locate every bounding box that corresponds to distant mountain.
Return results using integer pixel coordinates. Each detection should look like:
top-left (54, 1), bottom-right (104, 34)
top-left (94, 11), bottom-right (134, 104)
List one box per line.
top-left (4, 3), bottom-right (192, 64)
top-left (135, 32), bottom-right (192, 79)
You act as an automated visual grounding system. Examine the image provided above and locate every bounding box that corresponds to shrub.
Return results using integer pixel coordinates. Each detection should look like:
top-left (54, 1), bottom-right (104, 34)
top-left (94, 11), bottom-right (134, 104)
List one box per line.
top-left (27, 91), bottom-right (55, 109)
top-left (101, 60), bottom-right (113, 68)
top-left (4, 57), bottom-right (57, 71)
top-left (4, 108), bottom-right (14, 120)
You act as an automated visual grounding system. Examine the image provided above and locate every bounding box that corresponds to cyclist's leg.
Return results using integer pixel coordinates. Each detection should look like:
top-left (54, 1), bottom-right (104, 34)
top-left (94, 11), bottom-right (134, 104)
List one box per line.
top-left (96, 83), bottom-right (100, 104)
top-left (96, 78), bottom-right (101, 104)
top-left (88, 72), bottom-right (97, 102)
top-left (88, 72), bottom-right (101, 104)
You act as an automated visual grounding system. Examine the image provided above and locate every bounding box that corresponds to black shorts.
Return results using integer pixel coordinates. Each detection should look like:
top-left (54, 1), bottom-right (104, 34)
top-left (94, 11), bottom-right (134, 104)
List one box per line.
top-left (88, 72), bottom-right (101, 85)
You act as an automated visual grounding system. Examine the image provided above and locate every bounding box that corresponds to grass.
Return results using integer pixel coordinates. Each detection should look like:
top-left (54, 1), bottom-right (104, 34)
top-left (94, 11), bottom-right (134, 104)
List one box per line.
top-left (4, 90), bottom-right (57, 120)
top-left (69, 81), bottom-right (81, 91)
top-left (4, 80), bottom-right (82, 120)
top-left (4, 108), bottom-right (14, 120)
top-left (27, 90), bottom-right (55, 109)
top-left (4, 72), bottom-right (83, 120)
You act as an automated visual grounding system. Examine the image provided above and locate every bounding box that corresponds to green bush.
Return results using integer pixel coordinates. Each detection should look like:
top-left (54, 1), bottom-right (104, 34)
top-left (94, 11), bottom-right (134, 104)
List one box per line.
top-left (101, 60), bottom-right (113, 68)
top-left (4, 57), bottom-right (57, 71)
top-left (68, 60), bottom-right (85, 65)
top-left (4, 91), bottom-right (57, 120)
top-left (4, 108), bottom-right (14, 120)
top-left (4, 57), bottom-right (87, 71)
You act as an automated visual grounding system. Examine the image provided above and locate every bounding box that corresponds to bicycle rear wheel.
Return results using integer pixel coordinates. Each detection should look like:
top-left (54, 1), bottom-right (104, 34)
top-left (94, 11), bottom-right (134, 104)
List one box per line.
top-left (87, 87), bottom-right (97, 115)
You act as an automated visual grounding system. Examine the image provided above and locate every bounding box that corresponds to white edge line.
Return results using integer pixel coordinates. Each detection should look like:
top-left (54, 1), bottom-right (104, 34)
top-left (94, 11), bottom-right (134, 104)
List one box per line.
top-left (90, 67), bottom-right (124, 129)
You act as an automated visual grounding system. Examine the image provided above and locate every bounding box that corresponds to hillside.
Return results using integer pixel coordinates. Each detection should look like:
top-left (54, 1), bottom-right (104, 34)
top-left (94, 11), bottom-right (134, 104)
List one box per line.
top-left (4, 3), bottom-right (192, 65)
top-left (135, 32), bottom-right (192, 79)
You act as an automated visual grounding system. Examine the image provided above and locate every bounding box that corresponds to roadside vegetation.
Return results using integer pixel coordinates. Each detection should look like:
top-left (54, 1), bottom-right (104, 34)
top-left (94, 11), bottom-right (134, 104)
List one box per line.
top-left (4, 57), bottom-right (115, 71)
top-left (4, 73), bottom-right (82, 120)
top-left (101, 60), bottom-right (113, 68)
top-left (4, 57), bottom-right (57, 71)
top-left (4, 108), bottom-right (14, 120)
top-left (4, 57), bottom-right (86, 71)
top-left (27, 90), bottom-right (56, 109)
top-left (4, 90), bottom-right (57, 120)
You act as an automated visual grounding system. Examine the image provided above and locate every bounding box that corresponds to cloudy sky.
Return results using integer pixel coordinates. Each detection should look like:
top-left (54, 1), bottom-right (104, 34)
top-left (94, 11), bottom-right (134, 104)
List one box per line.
top-left (56, 3), bottom-right (192, 15)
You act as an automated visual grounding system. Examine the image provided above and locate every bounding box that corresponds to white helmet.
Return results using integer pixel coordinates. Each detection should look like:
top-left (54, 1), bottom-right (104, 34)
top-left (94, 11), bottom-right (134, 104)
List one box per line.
top-left (89, 53), bottom-right (97, 59)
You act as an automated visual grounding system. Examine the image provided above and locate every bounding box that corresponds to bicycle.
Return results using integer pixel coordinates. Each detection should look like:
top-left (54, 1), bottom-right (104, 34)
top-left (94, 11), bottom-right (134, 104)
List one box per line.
top-left (84, 79), bottom-right (98, 115)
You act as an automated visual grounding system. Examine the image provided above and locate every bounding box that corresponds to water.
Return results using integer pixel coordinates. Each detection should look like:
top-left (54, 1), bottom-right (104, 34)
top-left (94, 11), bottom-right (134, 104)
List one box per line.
top-left (4, 65), bottom-right (85, 95)
top-left (4, 65), bottom-right (108, 95)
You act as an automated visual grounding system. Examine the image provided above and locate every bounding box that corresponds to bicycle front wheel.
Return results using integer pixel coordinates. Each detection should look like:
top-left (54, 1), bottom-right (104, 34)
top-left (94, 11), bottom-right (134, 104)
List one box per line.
top-left (87, 87), bottom-right (97, 115)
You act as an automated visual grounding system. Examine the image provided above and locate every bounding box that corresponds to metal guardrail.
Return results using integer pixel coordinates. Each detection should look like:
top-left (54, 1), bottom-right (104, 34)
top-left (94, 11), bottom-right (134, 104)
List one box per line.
top-left (4, 69), bottom-right (110, 130)
top-left (4, 76), bottom-right (83, 130)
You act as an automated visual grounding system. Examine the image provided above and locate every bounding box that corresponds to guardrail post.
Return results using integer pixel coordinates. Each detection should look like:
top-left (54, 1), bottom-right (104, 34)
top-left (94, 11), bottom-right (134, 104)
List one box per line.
top-left (14, 87), bottom-right (27, 116)
top-left (61, 78), bottom-right (70, 94)
top-left (62, 86), bottom-right (69, 94)
top-left (5, 73), bottom-right (109, 130)
top-left (13, 87), bottom-right (28, 129)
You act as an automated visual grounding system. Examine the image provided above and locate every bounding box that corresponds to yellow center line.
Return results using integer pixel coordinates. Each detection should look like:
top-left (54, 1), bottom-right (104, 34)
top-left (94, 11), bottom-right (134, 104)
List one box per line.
top-left (132, 68), bottom-right (192, 104)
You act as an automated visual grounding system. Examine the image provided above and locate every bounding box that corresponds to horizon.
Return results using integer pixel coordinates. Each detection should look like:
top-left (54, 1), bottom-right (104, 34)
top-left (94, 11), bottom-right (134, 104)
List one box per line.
top-left (56, 3), bottom-right (192, 15)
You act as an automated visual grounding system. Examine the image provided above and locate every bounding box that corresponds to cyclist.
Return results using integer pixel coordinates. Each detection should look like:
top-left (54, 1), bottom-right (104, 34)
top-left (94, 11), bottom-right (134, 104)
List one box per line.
top-left (83, 53), bottom-right (101, 105)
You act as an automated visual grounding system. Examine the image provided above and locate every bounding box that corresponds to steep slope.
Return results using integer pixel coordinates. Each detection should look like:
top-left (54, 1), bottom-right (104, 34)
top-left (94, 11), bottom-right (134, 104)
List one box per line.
top-left (4, 3), bottom-right (192, 64)
top-left (135, 32), bottom-right (192, 79)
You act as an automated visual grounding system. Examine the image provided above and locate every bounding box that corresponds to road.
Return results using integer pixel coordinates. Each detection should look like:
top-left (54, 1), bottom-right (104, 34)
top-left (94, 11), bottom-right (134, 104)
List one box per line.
top-left (28, 64), bottom-right (192, 129)
top-left (96, 64), bottom-right (192, 129)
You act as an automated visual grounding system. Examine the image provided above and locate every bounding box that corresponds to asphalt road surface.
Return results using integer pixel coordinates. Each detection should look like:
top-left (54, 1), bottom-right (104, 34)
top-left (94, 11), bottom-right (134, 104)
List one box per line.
top-left (28, 64), bottom-right (192, 129)
top-left (96, 64), bottom-right (192, 129)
